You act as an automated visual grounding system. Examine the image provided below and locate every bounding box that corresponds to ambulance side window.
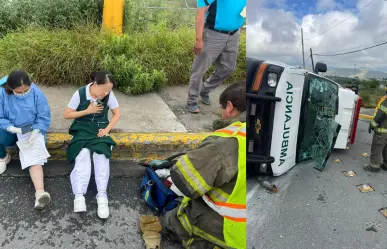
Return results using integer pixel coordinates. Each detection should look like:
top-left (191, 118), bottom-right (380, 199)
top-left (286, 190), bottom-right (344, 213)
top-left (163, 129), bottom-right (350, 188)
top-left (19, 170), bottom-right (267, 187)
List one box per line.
top-left (298, 74), bottom-right (340, 170)
top-left (308, 75), bottom-right (338, 118)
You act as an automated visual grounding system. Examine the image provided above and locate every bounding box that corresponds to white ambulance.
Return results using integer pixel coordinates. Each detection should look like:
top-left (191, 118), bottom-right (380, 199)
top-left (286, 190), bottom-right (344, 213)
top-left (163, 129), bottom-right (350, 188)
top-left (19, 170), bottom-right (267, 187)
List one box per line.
top-left (247, 58), bottom-right (362, 176)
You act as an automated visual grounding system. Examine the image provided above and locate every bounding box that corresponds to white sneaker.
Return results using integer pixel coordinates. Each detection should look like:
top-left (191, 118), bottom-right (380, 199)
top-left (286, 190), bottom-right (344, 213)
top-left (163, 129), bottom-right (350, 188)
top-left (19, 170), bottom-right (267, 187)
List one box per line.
top-left (97, 196), bottom-right (109, 219)
top-left (35, 191), bottom-right (51, 210)
top-left (0, 154), bottom-right (11, 175)
top-left (74, 196), bottom-right (87, 212)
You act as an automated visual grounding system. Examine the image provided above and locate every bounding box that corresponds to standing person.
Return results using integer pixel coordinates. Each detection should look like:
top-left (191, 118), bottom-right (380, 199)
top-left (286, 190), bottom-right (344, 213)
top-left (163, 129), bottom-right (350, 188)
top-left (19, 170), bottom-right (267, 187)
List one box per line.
top-left (161, 82), bottom-right (246, 248)
top-left (64, 71), bottom-right (121, 219)
top-left (186, 0), bottom-right (246, 113)
top-left (0, 71), bottom-right (51, 209)
top-left (353, 82), bottom-right (359, 95)
top-left (365, 92), bottom-right (387, 172)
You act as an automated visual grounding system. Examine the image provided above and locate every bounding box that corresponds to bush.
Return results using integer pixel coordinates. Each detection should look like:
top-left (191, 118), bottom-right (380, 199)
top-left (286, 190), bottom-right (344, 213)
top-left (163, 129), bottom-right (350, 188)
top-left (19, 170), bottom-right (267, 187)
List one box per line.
top-left (123, 0), bottom-right (196, 33)
top-left (102, 22), bottom-right (246, 86)
top-left (99, 54), bottom-right (167, 95)
top-left (0, 0), bottom-right (103, 36)
top-left (0, 25), bottom-right (246, 95)
top-left (0, 27), bottom-right (104, 86)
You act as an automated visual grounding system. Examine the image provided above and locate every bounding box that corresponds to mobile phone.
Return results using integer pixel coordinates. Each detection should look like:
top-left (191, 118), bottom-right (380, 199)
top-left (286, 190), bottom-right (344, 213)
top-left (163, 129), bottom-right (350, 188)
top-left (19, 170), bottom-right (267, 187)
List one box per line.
top-left (21, 124), bottom-right (33, 134)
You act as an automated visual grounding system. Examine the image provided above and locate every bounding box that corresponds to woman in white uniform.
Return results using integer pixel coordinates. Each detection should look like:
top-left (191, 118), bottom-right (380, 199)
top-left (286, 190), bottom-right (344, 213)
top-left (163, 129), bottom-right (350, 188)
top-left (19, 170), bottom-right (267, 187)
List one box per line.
top-left (64, 71), bottom-right (121, 219)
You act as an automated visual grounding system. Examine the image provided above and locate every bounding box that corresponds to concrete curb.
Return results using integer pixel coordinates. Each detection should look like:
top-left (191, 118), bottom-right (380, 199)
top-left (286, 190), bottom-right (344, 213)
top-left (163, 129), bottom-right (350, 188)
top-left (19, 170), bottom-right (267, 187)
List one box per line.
top-left (8, 133), bottom-right (209, 161)
top-left (359, 114), bottom-right (372, 121)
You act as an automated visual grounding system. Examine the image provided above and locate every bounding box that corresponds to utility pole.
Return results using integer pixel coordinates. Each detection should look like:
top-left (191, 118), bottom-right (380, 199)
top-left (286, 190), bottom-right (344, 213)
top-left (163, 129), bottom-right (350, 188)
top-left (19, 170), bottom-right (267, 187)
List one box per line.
top-left (102, 0), bottom-right (124, 35)
top-left (301, 28), bottom-right (305, 69)
top-left (354, 64), bottom-right (356, 76)
top-left (310, 48), bottom-right (315, 72)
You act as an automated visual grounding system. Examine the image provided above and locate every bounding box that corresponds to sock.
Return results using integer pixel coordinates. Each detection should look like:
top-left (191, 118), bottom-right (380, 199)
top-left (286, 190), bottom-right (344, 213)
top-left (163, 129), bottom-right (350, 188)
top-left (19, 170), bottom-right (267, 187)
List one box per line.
top-left (75, 194), bottom-right (83, 199)
top-left (36, 190), bottom-right (45, 195)
top-left (97, 191), bottom-right (107, 198)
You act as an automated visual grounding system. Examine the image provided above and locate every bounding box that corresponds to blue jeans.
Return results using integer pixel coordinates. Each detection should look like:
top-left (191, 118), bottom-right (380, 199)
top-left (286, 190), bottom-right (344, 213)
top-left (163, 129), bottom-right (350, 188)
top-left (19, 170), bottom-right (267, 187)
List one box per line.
top-left (0, 129), bottom-right (17, 158)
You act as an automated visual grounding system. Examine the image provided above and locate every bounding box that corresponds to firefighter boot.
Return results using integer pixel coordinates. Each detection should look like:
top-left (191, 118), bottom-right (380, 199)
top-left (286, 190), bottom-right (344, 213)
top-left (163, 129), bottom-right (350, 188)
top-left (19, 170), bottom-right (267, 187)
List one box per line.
top-left (364, 164), bottom-right (381, 173)
top-left (140, 215), bottom-right (162, 249)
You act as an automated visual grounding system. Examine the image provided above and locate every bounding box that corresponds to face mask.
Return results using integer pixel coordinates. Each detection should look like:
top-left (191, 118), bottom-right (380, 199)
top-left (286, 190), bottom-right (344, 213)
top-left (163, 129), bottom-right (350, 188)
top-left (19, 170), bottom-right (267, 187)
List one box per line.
top-left (13, 88), bottom-right (31, 96)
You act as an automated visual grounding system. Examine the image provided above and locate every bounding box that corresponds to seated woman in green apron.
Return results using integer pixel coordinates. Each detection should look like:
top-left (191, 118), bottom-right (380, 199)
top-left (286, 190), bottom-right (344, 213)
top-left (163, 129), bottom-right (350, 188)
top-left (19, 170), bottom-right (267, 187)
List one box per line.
top-left (64, 71), bottom-right (121, 219)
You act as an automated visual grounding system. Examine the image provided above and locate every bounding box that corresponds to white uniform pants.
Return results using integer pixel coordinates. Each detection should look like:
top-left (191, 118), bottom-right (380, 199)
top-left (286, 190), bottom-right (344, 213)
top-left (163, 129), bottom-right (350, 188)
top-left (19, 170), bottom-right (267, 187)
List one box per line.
top-left (70, 148), bottom-right (110, 196)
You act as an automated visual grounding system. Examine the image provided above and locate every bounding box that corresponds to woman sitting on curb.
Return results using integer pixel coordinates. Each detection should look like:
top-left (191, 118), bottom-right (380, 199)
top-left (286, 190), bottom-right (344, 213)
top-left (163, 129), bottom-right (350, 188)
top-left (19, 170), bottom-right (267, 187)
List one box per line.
top-left (64, 71), bottom-right (121, 219)
top-left (0, 71), bottom-right (52, 209)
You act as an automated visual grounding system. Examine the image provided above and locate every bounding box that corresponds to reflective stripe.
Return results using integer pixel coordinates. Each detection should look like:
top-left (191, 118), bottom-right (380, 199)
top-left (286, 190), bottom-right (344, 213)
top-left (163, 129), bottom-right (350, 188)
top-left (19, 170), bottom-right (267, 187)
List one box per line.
top-left (376, 128), bottom-right (387, 133)
top-left (177, 198), bottom-right (193, 236)
top-left (202, 195), bottom-right (246, 222)
top-left (192, 226), bottom-right (234, 249)
top-left (182, 238), bottom-right (194, 248)
top-left (176, 155), bottom-right (211, 195)
top-left (380, 105), bottom-right (387, 114)
top-left (178, 198), bottom-right (234, 249)
top-left (371, 120), bottom-right (379, 128)
top-left (219, 125), bottom-right (241, 133)
top-left (374, 96), bottom-right (387, 117)
top-left (216, 125), bottom-right (246, 137)
top-left (208, 188), bottom-right (229, 202)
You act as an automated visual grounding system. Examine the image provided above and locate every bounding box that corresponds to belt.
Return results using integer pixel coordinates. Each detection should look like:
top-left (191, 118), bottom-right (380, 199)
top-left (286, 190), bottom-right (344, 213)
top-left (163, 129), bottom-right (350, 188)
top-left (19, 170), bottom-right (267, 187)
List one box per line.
top-left (206, 26), bottom-right (239, 35)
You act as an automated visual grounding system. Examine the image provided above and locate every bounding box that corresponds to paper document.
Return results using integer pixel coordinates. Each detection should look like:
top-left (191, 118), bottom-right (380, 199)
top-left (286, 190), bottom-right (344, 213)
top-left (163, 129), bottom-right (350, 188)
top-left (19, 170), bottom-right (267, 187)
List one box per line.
top-left (16, 133), bottom-right (50, 170)
top-left (240, 7), bottom-right (246, 18)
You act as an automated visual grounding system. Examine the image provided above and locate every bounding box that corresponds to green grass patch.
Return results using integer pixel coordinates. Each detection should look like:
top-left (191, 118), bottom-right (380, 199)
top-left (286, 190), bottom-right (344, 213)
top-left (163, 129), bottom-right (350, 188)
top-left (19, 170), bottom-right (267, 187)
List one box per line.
top-left (0, 0), bottom-right (103, 36)
top-left (0, 25), bottom-right (246, 95)
top-left (359, 88), bottom-right (385, 108)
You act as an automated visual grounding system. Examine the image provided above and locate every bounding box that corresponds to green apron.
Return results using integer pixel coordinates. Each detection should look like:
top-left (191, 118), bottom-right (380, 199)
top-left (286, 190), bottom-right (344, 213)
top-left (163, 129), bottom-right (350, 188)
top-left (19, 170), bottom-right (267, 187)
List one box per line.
top-left (66, 86), bottom-right (117, 163)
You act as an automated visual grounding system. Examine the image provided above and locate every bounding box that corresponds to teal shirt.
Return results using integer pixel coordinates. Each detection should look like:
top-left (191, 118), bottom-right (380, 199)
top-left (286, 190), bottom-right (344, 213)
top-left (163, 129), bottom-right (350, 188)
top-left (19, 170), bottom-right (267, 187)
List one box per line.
top-left (197, 0), bottom-right (246, 31)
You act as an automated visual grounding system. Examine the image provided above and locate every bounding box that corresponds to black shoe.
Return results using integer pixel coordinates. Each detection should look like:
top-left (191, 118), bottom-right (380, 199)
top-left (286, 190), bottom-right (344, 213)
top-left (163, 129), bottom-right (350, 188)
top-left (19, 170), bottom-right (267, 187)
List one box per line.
top-left (364, 165), bottom-right (381, 172)
top-left (381, 163), bottom-right (387, 171)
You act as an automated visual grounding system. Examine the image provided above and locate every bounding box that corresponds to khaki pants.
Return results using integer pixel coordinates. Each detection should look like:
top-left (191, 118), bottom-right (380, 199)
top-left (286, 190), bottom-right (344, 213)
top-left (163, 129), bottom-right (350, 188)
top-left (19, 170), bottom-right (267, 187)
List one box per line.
top-left (370, 133), bottom-right (387, 167)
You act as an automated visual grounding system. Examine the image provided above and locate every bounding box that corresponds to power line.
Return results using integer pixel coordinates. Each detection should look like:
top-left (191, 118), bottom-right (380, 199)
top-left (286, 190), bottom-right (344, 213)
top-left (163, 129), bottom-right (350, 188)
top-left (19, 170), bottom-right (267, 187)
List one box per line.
top-left (314, 40), bottom-right (387, 56)
top-left (303, 0), bottom-right (378, 41)
top-left (317, 38), bottom-right (387, 54)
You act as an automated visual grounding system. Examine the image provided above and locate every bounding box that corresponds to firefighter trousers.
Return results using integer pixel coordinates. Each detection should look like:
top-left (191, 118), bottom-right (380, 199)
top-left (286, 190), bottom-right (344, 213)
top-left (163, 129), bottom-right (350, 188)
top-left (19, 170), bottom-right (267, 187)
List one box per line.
top-left (160, 207), bottom-right (219, 249)
top-left (370, 133), bottom-right (387, 167)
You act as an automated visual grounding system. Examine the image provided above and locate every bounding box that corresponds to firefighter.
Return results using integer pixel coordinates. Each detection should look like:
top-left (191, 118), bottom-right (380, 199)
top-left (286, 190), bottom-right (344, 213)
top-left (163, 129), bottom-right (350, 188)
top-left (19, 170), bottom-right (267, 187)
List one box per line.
top-left (365, 91), bottom-right (387, 172)
top-left (161, 81), bottom-right (246, 249)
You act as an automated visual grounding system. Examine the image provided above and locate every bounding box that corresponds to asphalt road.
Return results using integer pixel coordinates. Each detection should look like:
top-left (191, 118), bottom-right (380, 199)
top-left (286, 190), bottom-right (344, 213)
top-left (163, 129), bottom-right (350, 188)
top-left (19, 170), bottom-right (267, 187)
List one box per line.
top-left (0, 161), bottom-right (182, 249)
top-left (247, 119), bottom-right (387, 249)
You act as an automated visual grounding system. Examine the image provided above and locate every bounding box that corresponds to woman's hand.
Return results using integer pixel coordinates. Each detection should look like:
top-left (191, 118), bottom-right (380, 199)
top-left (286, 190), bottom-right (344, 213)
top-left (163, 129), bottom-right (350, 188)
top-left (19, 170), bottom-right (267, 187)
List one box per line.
top-left (98, 128), bottom-right (110, 137)
top-left (7, 126), bottom-right (21, 134)
top-left (86, 102), bottom-right (103, 115)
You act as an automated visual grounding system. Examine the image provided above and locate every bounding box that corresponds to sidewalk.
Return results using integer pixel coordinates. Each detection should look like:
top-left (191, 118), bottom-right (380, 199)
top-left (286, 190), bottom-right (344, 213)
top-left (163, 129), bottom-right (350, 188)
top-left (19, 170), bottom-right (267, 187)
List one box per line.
top-left (43, 84), bottom-right (225, 133)
top-left (8, 84), bottom-right (228, 160)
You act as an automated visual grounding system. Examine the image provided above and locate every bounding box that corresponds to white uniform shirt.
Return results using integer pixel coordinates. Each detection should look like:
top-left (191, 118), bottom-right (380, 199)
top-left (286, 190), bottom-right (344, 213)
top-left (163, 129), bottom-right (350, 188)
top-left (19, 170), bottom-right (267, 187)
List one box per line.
top-left (68, 83), bottom-right (119, 110)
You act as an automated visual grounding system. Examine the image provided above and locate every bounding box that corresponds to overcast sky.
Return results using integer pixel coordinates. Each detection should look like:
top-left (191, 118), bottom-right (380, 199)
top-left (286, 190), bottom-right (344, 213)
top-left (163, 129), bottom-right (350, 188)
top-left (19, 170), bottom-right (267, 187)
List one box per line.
top-left (247, 0), bottom-right (387, 71)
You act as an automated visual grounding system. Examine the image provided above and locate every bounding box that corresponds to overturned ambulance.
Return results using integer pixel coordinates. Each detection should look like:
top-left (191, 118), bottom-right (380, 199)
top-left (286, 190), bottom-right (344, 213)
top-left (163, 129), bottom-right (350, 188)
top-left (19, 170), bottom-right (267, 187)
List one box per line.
top-left (247, 58), bottom-right (362, 176)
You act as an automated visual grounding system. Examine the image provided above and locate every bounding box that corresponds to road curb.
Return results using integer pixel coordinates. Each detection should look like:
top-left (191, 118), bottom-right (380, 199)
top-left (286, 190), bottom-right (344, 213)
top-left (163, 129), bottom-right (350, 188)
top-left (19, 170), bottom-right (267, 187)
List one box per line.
top-left (359, 114), bottom-right (372, 121)
top-left (8, 132), bottom-right (209, 161)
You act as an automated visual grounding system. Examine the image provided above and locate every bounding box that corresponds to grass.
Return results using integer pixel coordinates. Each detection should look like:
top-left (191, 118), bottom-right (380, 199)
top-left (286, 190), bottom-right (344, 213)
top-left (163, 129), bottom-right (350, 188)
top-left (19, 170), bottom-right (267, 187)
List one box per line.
top-left (0, 0), bottom-right (246, 95)
top-left (0, 25), bottom-right (246, 95)
top-left (359, 88), bottom-right (385, 108)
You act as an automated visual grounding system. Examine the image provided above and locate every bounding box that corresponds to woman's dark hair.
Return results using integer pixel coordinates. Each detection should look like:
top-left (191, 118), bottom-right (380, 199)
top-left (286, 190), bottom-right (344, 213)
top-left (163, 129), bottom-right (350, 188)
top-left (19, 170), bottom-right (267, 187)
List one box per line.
top-left (4, 70), bottom-right (31, 94)
top-left (90, 71), bottom-right (117, 87)
top-left (219, 81), bottom-right (246, 112)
